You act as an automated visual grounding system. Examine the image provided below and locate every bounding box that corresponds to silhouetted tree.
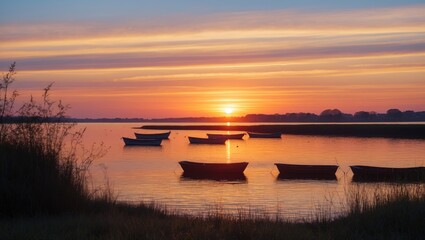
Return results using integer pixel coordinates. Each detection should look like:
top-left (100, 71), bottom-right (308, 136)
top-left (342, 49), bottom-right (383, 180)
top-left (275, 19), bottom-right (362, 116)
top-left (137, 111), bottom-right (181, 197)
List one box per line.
top-left (354, 111), bottom-right (370, 119)
top-left (320, 109), bottom-right (342, 117)
top-left (319, 109), bottom-right (343, 121)
top-left (387, 109), bottom-right (403, 119)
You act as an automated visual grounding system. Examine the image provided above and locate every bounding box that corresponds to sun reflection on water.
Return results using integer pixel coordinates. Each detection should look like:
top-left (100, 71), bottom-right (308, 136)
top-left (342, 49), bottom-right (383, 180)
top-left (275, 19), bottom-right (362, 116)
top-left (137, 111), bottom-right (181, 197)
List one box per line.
top-left (226, 140), bottom-right (231, 163)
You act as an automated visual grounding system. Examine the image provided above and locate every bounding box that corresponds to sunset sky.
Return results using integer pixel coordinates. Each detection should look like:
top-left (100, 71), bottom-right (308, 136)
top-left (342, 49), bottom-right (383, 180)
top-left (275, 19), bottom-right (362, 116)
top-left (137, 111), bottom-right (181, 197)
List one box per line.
top-left (1, 1), bottom-right (425, 118)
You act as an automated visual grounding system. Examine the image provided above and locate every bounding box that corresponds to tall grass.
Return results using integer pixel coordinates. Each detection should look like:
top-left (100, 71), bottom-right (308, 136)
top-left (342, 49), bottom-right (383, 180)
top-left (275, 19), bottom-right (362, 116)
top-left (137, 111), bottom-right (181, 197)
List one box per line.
top-left (331, 184), bottom-right (425, 239)
top-left (1, 185), bottom-right (424, 239)
top-left (0, 63), bottom-right (109, 216)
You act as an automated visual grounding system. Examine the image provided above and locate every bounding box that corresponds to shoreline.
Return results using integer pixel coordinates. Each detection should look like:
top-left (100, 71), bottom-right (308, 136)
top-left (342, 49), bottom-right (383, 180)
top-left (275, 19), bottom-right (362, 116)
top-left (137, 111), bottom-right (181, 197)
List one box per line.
top-left (2, 184), bottom-right (425, 239)
top-left (140, 124), bottom-right (425, 139)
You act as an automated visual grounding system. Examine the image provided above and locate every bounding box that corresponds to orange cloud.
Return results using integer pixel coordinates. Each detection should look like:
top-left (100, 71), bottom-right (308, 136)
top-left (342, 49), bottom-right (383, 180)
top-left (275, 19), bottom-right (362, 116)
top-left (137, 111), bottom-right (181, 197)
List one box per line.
top-left (2, 5), bottom-right (425, 117)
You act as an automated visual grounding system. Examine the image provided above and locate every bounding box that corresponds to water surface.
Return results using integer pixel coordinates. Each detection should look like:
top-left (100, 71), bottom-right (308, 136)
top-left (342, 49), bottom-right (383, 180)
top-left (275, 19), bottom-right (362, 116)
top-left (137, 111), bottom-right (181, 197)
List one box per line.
top-left (85, 123), bottom-right (425, 220)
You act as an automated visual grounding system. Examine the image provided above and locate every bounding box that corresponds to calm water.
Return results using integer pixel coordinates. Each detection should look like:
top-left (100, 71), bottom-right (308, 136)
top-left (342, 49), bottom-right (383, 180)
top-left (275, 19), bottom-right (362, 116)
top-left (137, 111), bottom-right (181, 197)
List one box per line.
top-left (84, 123), bottom-right (425, 220)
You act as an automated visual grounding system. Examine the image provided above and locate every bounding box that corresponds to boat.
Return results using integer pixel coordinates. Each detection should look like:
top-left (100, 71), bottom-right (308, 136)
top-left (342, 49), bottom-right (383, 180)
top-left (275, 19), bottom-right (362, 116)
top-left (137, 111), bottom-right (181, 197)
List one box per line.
top-left (350, 165), bottom-right (425, 181)
top-left (275, 163), bottom-right (339, 178)
top-left (207, 133), bottom-right (245, 140)
top-left (248, 132), bottom-right (281, 138)
top-left (188, 136), bottom-right (227, 144)
top-left (134, 131), bottom-right (171, 140)
top-left (122, 137), bottom-right (162, 146)
top-left (179, 161), bottom-right (249, 176)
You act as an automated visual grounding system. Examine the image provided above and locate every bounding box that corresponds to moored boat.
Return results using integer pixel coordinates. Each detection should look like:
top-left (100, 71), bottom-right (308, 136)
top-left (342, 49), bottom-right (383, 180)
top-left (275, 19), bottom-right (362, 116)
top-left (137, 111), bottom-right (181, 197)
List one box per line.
top-left (207, 133), bottom-right (245, 140)
top-left (350, 165), bottom-right (425, 181)
top-left (179, 161), bottom-right (249, 175)
top-left (188, 136), bottom-right (227, 144)
top-left (248, 132), bottom-right (282, 138)
top-left (134, 131), bottom-right (171, 139)
top-left (275, 163), bottom-right (339, 178)
top-left (122, 137), bottom-right (162, 146)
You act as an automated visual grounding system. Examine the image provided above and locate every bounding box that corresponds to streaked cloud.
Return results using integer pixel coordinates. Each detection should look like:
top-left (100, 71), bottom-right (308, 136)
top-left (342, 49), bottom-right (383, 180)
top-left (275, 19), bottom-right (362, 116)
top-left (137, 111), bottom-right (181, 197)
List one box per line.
top-left (1, 5), bottom-right (425, 117)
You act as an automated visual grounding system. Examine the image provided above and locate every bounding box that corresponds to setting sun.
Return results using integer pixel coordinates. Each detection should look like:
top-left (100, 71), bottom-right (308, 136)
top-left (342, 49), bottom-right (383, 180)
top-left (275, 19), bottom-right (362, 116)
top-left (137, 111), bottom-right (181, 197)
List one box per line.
top-left (224, 107), bottom-right (234, 115)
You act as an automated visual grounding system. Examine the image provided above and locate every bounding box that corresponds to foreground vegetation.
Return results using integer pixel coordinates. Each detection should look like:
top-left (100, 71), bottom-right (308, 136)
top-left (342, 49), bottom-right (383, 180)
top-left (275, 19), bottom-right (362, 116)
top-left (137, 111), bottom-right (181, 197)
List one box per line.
top-left (0, 63), bottom-right (108, 216)
top-left (1, 63), bottom-right (424, 239)
top-left (1, 185), bottom-right (424, 240)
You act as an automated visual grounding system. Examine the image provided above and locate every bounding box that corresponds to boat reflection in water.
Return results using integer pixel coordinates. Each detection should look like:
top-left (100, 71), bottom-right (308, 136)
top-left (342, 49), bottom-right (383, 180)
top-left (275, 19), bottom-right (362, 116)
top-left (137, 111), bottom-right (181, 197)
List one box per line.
top-left (180, 172), bottom-right (247, 182)
top-left (277, 173), bottom-right (337, 181)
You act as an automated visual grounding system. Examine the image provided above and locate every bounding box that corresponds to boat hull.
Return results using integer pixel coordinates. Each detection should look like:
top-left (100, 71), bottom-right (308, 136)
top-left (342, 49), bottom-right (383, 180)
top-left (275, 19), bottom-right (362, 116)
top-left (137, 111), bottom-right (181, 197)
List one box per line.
top-left (207, 133), bottom-right (245, 140)
top-left (179, 161), bottom-right (248, 175)
top-left (188, 137), bottom-right (227, 144)
top-left (248, 132), bottom-right (281, 138)
top-left (275, 163), bottom-right (338, 178)
top-left (134, 131), bottom-right (170, 139)
top-left (122, 137), bottom-right (162, 146)
top-left (350, 165), bottom-right (425, 181)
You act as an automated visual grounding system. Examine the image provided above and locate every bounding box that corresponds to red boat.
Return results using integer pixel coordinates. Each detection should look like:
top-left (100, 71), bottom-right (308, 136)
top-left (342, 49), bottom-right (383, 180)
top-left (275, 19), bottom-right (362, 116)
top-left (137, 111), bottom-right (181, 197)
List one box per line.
top-left (179, 161), bottom-right (248, 175)
top-left (275, 163), bottom-right (338, 178)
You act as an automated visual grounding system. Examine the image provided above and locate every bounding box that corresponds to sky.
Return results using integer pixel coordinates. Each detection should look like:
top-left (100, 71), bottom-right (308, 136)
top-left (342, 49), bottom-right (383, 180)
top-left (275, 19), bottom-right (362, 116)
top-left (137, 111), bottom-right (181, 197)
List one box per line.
top-left (1, 1), bottom-right (425, 118)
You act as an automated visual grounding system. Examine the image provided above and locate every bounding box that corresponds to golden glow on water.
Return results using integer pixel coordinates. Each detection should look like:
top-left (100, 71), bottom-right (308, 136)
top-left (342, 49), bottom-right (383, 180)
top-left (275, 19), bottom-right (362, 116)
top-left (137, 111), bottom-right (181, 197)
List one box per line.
top-left (84, 123), bottom-right (425, 219)
top-left (226, 140), bottom-right (231, 163)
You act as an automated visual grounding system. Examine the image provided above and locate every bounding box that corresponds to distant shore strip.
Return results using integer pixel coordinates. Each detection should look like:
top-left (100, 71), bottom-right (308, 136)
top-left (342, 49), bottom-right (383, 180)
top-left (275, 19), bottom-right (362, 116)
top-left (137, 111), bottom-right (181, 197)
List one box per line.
top-left (139, 124), bottom-right (425, 139)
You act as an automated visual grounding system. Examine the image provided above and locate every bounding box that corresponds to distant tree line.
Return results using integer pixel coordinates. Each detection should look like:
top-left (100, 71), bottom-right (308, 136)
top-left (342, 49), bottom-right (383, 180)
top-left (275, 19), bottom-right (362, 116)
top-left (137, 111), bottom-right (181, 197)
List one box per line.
top-left (59, 108), bottom-right (425, 123)
top-left (3, 108), bottom-right (425, 123)
top-left (242, 109), bottom-right (425, 122)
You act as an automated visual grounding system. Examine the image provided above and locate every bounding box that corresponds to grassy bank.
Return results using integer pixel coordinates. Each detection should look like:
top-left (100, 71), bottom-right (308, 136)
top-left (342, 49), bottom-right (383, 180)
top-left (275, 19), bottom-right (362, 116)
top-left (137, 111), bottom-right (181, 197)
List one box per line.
top-left (1, 64), bottom-right (110, 216)
top-left (141, 124), bottom-right (425, 139)
top-left (1, 184), bottom-right (425, 240)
